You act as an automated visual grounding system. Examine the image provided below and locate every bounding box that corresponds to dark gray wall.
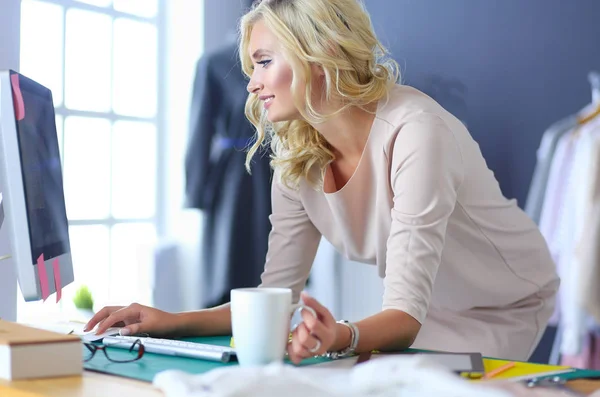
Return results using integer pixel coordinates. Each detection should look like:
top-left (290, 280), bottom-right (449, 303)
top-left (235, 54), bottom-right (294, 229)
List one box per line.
top-left (203, 0), bottom-right (600, 205)
top-left (366, 0), bottom-right (600, 205)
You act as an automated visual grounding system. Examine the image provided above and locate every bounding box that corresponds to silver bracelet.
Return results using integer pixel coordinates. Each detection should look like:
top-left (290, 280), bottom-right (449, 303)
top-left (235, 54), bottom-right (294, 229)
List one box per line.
top-left (325, 320), bottom-right (359, 360)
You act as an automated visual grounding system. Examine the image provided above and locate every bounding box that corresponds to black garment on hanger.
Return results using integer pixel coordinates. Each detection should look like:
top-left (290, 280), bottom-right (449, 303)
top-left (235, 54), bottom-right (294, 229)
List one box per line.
top-left (185, 41), bottom-right (272, 308)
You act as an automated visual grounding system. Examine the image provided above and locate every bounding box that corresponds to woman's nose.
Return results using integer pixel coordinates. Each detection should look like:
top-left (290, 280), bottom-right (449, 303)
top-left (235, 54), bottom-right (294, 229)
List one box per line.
top-left (247, 79), bottom-right (263, 94)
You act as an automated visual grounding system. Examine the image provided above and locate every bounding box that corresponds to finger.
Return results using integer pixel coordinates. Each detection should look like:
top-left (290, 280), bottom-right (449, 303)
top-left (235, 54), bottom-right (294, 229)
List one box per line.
top-left (292, 324), bottom-right (320, 360)
top-left (95, 316), bottom-right (127, 334)
top-left (96, 318), bottom-right (126, 332)
top-left (98, 317), bottom-right (127, 327)
top-left (85, 306), bottom-right (117, 332)
top-left (289, 331), bottom-right (311, 364)
top-left (300, 306), bottom-right (317, 324)
top-left (301, 292), bottom-right (336, 328)
top-left (96, 306), bottom-right (138, 334)
top-left (297, 322), bottom-right (323, 355)
top-left (300, 315), bottom-right (329, 340)
top-left (300, 306), bottom-right (325, 331)
top-left (95, 319), bottom-right (106, 333)
top-left (120, 322), bottom-right (143, 336)
top-left (286, 339), bottom-right (301, 364)
top-left (288, 327), bottom-right (306, 364)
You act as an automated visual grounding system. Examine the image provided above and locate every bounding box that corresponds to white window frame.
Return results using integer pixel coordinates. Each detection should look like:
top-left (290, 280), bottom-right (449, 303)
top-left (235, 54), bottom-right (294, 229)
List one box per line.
top-left (16, 0), bottom-right (168, 320)
top-left (9, 0), bottom-right (206, 322)
top-left (36, 0), bottom-right (166, 235)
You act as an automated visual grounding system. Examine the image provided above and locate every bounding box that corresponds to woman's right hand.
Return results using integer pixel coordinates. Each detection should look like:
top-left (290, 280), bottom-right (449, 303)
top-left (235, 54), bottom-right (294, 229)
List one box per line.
top-left (84, 303), bottom-right (179, 337)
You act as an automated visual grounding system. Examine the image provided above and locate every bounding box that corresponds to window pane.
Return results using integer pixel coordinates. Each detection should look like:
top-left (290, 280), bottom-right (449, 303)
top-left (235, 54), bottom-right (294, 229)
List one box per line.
top-left (65, 9), bottom-right (112, 112)
top-left (113, 18), bottom-right (157, 117)
top-left (55, 115), bottom-right (64, 162)
top-left (75, 0), bottom-right (112, 7)
top-left (63, 225), bottom-right (110, 311)
top-left (113, 0), bottom-right (157, 18)
top-left (112, 121), bottom-right (156, 219)
top-left (63, 117), bottom-right (111, 219)
top-left (109, 223), bottom-right (156, 305)
top-left (20, 0), bottom-right (64, 107)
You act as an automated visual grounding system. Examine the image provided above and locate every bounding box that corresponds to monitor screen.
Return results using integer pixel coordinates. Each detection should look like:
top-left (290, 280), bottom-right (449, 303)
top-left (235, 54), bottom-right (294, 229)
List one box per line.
top-left (11, 71), bottom-right (70, 262)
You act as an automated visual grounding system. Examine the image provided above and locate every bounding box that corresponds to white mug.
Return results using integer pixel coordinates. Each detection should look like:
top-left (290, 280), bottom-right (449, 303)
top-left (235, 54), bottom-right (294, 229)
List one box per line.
top-left (230, 287), bottom-right (317, 367)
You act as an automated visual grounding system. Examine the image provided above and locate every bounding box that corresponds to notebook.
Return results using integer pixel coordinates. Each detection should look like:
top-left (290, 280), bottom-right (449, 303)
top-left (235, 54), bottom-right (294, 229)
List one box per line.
top-left (482, 358), bottom-right (574, 381)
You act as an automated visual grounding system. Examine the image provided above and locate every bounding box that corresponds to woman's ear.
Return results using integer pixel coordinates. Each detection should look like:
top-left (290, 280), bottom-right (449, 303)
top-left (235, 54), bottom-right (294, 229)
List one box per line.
top-left (311, 63), bottom-right (325, 78)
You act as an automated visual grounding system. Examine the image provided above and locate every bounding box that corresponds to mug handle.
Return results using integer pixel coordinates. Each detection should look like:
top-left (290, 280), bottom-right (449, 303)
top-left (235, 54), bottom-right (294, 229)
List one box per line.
top-left (290, 303), bottom-right (317, 332)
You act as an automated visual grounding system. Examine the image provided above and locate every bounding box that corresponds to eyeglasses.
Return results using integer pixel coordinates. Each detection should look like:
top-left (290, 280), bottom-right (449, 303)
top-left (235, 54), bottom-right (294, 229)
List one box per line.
top-left (83, 339), bottom-right (145, 363)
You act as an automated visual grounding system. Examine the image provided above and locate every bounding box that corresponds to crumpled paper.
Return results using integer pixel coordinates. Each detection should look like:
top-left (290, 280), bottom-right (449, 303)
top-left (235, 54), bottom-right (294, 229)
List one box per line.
top-left (153, 355), bottom-right (512, 397)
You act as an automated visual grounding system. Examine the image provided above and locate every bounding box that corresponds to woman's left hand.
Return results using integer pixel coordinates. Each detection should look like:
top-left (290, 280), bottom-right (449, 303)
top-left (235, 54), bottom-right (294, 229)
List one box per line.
top-left (287, 291), bottom-right (337, 364)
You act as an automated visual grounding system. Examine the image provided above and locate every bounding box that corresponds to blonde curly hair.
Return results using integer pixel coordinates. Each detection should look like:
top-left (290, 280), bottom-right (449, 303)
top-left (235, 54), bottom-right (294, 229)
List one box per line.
top-left (240, 0), bottom-right (399, 189)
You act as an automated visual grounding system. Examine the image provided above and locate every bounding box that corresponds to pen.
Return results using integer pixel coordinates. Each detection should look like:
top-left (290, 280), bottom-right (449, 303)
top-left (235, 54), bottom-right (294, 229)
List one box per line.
top-left (483, 361), bottom-right (516, 379)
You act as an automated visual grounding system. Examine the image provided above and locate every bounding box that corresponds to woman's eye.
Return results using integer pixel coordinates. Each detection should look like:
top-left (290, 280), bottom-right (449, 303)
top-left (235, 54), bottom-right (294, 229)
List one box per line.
top-left (257, 60), bottom-right (271, 68)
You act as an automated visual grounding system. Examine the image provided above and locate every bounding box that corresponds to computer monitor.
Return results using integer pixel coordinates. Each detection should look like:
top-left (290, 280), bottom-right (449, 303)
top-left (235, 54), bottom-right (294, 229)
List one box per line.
top-left (0, 70), bottom-right (74, 302)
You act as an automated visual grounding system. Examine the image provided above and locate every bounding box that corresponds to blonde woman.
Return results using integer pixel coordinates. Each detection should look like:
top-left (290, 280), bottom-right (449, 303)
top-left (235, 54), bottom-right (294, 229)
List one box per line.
top-left (87, 0), bottom-right (558, 362)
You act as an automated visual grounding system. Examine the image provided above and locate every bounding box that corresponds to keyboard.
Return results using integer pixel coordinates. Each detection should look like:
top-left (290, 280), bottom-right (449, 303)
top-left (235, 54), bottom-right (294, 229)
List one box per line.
top-left (102, 335), bottom-right (237, 363)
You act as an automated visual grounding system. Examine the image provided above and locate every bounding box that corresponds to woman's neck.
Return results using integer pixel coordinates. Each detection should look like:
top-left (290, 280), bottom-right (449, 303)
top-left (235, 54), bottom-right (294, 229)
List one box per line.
top-left (310, 103), bottom-right (377, 161)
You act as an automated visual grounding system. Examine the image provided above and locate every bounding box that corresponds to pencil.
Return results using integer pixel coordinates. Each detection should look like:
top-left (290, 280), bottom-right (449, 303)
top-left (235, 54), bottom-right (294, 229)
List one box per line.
top-left (483, 362), bottom-right (516, 379)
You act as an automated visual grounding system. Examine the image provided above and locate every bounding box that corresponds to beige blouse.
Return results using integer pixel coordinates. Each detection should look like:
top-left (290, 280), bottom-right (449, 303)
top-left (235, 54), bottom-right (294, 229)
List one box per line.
top-left (260, 84), bottom-right (559, 358)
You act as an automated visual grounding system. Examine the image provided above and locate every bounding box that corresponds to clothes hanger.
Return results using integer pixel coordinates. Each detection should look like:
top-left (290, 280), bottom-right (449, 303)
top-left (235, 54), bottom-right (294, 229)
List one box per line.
top-left (577, 71), bottom-right (600, 125)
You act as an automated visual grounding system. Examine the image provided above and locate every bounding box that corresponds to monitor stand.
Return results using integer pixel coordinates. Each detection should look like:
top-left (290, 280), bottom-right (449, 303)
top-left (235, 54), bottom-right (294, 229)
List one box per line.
top-left (0, 192), bottom-right (18, 321)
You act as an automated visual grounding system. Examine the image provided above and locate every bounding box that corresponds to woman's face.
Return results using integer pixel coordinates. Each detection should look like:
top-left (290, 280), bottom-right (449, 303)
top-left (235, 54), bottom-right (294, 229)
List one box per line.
top-left (246, 20), bottom-right (302, 123)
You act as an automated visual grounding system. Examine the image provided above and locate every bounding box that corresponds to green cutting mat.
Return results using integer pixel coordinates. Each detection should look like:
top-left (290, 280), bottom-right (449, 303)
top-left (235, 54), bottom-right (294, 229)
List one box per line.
top-left (83, 335), bottom-right (600, 384)
top-left (83, 335), bottom-right (331, 382)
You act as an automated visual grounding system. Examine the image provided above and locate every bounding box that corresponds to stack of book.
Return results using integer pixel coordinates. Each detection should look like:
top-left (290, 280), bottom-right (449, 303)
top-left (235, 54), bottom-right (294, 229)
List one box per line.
top-left (0, 320), bottom-right (82, 380)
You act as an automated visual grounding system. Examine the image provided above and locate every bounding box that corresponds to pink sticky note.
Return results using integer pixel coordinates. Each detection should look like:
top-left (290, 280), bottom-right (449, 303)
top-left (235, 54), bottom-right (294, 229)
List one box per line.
top-left (52, 258), bottom-right (62, 303)
top-left (36, 253), bottom-right (50, 301)
top-left (10, 74), bottom-right (25, 121)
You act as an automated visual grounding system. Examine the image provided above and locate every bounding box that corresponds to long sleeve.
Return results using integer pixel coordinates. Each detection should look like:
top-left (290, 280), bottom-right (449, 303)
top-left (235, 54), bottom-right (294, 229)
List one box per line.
top-left (578, 137), bottom-right (600, 323)
top-left (274, 84), bottom-right (557, 359)
top-left (382, 112), bottom-right (464, 323)
top-left (185, 55), bottom-right (218, 210)
top-left (524, 117), bottom-right (576, 224)
top-left (259, 178), bottom-right (322, 304)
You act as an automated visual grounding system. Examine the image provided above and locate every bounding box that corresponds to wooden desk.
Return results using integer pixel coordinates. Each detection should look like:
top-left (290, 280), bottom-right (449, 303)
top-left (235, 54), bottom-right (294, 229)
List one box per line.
top-left (1, 369), bottom-right (599, 396)
top-left (0, 371), bottom-right (161, 397)
top-left (568, 379), bottom-right (600, 395)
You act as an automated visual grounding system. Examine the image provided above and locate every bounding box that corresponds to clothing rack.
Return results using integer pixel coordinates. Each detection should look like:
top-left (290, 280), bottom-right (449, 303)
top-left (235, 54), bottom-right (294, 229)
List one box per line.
top-left (546, 70), bottom-right (600, 366)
